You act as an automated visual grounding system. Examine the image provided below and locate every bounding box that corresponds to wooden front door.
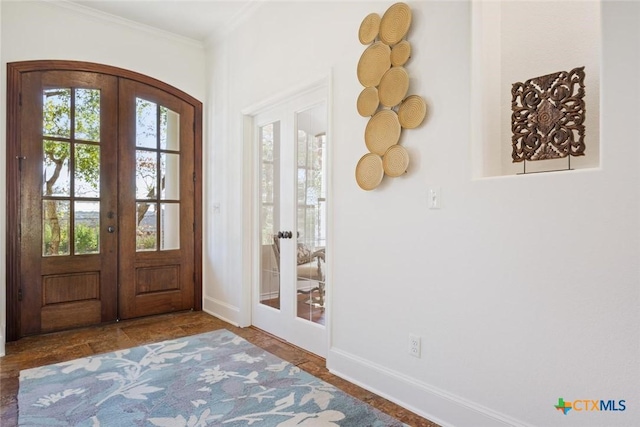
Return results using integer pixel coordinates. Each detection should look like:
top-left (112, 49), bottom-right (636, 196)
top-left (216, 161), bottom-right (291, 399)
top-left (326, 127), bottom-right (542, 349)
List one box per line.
top-left (19, 70), bottom-right (119, 335)
top-left (7, 62), bottom-right (202, 339)
top-left (117, 79), bottom-right (195, 319)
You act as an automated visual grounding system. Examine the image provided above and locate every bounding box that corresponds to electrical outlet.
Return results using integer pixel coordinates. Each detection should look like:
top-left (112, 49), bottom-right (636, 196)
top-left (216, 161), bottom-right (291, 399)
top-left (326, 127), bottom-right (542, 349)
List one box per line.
top-left (409, 333), bottom-right (421, 358)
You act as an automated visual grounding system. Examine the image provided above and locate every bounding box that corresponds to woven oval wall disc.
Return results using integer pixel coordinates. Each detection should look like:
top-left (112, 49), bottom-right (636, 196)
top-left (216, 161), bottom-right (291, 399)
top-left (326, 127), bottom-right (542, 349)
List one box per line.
top-left (359, 13), bottom-right (381, 45)
top-left (364, 109), bottom-right (401, 156)
top-left (356, 153), bottom-right (384, 191)
top-left (383, 144), bottom-right (410, 177)
top-left (398, 95), bottom-right (427, 129)
top-left (391, 40), bottom-right (411, 66)
top-left (380, 2), bottom-right (412, 46)
top-left (357, 87), bottom-right (380, 117)
top-left (357, 42), bottom-right (391, 87)
top-left (378, 67), bottom-right (409, 108)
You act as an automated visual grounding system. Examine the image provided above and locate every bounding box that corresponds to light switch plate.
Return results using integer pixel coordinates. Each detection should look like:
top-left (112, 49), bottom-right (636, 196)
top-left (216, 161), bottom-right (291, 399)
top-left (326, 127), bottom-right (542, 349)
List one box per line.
top-left (428, 187), bottom-right (441, 209)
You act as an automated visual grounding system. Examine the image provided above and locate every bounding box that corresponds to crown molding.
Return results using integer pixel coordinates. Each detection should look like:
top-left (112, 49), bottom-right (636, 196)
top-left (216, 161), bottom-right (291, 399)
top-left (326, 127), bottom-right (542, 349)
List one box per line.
top-left (204, 0), bottom-right (268, 48)
top-left (43, 0), bottom-right (205, 49)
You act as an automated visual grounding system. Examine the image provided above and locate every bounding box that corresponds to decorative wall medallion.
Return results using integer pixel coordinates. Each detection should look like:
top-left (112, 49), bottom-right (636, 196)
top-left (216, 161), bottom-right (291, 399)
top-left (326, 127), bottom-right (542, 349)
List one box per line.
top-left (364, 110), bottom-right (401, 156)
top-left (355, 2), bottom-right (427, 191)
top-left (379, 2), bottom-right (412, 46)
top-left (357, 42), bottom-right (392, 88)
top-left (355, 153), bottom-right (384, 191)
top-left (398, 95), bottom-right (426, 129)
top-left (511, 67), bottom-right (586, 162)
top-left (382, 145), bottom-right (410, 177)
top-left (357, 87), bottom-right (380, 117)
top-left (378, 66), bottom-right (409, 107)
top-left (359, 13), bottom-right (381, 44)
top-left (390, 40), bottom-right (411, 66)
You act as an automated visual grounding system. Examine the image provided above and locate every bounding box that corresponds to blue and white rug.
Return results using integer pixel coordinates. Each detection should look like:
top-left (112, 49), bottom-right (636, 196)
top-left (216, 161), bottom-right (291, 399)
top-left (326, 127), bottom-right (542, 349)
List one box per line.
top-left (18, 329), bottom-right (406, 426)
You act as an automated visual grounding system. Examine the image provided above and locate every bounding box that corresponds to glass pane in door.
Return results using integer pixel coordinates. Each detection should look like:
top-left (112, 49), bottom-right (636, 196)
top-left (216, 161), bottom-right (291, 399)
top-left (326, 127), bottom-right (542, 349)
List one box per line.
top-left (74, 201), bottom-right (100, 255)
top-left (161, 153), bottom-right (180, 200)
top-left (75, 144), bottom-right (100, 198)
top-left (295, 104), bottom-right (326, 324)
top-left (75, 89), bottom-right (100, 141)
top-left (136, 202), bottom-right (157, 251)
top-left (43, 200), bottom-right (70, 256)
top-left (136, 150), bottom-right (157, 199)
top-left (160, 106), bottom-right (180, 151)
top-left (259, 122), bottom-right (281, 309)
top-left (160, 203), bottom-right (180, 250)
top-left (43, 88), bottom-right (71, 138)
top-left (136, 98), bottom-right (157, 148)
top-left (42, 140), bottom-right (70, 197)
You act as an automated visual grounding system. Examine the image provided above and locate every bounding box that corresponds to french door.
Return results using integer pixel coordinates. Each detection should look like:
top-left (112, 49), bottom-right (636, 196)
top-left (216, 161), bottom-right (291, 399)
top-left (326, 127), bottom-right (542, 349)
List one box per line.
top-left (117, 79), bottom-right (195, 320)
top-left (18, 71), bottom-right (119, 335)
top-left (252, 86), bottom-right (328, 357)
top-left (7, 62), bottom-right (201, 339)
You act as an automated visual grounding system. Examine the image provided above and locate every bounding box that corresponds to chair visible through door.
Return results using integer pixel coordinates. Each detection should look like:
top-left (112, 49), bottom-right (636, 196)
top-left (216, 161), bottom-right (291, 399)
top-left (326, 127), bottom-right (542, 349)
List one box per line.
top-left (272, 234), bottom-right (325, 308)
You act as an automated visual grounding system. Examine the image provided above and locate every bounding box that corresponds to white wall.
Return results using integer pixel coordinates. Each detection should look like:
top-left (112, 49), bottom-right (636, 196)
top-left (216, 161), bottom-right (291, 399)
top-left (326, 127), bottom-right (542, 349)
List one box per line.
top-left (0, 0), bottom-right (206, 355)
top-left (209, 1), bottom-right (639, 426)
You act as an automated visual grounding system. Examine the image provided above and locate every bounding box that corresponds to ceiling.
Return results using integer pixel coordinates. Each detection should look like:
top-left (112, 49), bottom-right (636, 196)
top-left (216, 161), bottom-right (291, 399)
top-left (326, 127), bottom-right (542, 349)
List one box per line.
top-left (67, 0), bottom-right (260, 42)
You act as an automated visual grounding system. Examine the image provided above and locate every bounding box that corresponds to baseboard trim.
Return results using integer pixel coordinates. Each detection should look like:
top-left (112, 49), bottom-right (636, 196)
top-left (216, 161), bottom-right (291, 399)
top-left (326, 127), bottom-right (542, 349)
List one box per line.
top-left (327, 347), bottom-right (534, 427)
top-left (202, 296), bottom-right (240, 327)
top-left (260, 291), bottom-right (279, 301)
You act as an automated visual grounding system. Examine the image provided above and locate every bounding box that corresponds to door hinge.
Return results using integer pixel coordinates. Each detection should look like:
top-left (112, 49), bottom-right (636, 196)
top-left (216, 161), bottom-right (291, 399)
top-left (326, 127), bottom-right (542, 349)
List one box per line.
top-left (193, 121), bottom-right (195, 133)
top-left (16, 156), bottom-right (26, 171)
top-left (193, 222), bottom-right (195, 232)
top-left (193, 172), bottom-right (196, 182)
top-left (193, 272), bottom-right (196, 283)
top-left (18, 288), bottom-right (23, 301)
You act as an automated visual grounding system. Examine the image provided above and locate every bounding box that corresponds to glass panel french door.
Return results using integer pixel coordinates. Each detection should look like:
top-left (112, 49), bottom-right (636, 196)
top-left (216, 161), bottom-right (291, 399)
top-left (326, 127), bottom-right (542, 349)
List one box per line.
top-left (19, 71), bottom-right (118, 335)
top-left (118, 79), bottom-right (195, 319)
top-left (253, 86), bottom-right (328, 357)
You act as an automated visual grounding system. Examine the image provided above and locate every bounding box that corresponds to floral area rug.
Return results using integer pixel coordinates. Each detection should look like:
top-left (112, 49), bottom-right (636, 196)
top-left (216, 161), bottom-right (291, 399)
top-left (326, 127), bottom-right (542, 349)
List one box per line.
top-left (18, 329), bottom-right (406, 426)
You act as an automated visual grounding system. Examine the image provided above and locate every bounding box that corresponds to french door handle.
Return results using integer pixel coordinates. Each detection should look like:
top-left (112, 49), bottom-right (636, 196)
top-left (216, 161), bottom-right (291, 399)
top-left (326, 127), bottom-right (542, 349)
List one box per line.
top-left (277, 231), bottom-right (293, 239)
top-left (107, 226), bottom-right (116, 233)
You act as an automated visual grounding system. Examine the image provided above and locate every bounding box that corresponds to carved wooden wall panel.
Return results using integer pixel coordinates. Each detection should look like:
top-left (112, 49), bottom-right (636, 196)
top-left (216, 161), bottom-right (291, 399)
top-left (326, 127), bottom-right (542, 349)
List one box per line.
top-left (511, 67), bottom-right (586, 162)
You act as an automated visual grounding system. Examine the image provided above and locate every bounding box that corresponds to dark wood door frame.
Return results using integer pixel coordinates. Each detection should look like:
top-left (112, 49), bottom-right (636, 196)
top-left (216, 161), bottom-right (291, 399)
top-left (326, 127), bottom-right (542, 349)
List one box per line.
top-left (5, 60), bottom-right (203, 341)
